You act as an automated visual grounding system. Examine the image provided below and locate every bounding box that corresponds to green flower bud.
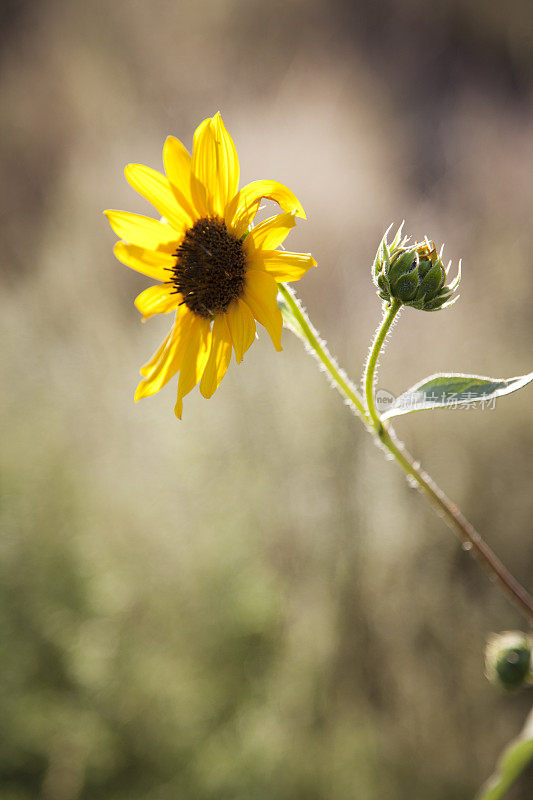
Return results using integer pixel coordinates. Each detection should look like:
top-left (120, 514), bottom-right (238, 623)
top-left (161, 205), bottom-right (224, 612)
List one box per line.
top-left (485, 631), bottom-right (532, 691)
top-left (372, 223), bottom-right (461, 311)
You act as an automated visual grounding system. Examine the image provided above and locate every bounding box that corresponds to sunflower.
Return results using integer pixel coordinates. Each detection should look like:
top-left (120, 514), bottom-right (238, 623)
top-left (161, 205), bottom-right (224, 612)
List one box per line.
top-left (105, 113), bottom-right (316, 418)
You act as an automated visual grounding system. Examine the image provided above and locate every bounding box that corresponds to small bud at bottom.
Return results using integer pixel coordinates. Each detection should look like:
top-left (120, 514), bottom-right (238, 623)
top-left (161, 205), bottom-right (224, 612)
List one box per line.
top-left (485, 631), bottom-right (532, 691)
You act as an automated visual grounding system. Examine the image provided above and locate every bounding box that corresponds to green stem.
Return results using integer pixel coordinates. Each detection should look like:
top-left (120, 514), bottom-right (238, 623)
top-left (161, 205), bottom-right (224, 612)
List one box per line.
top-left (364, 300), bottom-right (402, 431)
top-left (280, 285), bottom-right (533, 625)
top-left (278, 284), bottom-right (369, 424)
top-left (377, 425), bottom-right (533, 624)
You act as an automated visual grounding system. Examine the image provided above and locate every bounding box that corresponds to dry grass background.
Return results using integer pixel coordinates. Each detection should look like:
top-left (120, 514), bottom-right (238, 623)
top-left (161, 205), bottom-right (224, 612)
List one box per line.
top-left (1, 1), bottom-right (533, 798)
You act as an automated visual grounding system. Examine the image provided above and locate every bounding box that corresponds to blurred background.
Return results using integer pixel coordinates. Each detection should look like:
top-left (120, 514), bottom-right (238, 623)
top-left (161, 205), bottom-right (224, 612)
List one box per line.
top-left (1, 0), bottom-right (533, 798)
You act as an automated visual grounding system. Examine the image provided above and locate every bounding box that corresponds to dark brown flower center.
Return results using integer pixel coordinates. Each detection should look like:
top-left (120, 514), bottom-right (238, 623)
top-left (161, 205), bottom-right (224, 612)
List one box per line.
top-left (169, 217), bottom-right (247, 318)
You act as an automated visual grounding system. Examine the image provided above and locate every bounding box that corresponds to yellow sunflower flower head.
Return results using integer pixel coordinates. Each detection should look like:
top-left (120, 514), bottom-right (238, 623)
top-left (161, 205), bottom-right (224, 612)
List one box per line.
top-left (105, 113), bottom-right (316, 418)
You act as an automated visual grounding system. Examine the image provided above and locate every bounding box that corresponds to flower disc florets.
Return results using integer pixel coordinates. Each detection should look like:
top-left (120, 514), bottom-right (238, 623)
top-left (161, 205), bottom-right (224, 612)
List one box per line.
top-left (372, 223), bottom-right (461, 311)
top-left (171, 217), bottom-right (247, 318)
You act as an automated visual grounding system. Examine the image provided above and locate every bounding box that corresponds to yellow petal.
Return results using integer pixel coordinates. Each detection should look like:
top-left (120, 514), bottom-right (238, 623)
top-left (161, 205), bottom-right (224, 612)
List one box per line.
top-left (124, 164), bottom-right (190, 233)
top-left (226, 180), bottom-right (306, 237)
top-left (162, 136), bottom-right (197, 222)
top-left (105, 210), bottom-right (177, 249)
top-left (225, 299), bottom-right (256, 364)
top-left (174, 316), bottom-right (212, 419)
top-left (140, 330), bottom-right (172, 377)
top-left (243, 270), bottom-right (283, 351)
top-left (248, 250), bottom-right (316, 282)
top-left (135, 284), bottom-right (179, 321)
top-left (199, 314), bottom-right (232, 399)
top-left (135, 308), bottom-right (193, 401)
top-left (114, 241), bottom-right (176, 281)
top-left (245, 213), bottom-right (297, 252)
top-left (192, 113), bottom-right (239, 217)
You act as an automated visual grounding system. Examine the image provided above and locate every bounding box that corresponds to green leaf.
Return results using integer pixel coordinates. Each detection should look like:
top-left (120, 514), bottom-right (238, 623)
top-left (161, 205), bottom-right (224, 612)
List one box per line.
top-left (381, 372), bottom-right (533, 421)
top-left (477, 708), bottom-right (533, 800)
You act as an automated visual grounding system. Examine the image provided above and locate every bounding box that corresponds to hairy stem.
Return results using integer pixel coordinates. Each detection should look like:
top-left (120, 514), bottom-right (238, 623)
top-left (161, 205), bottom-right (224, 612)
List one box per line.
top-left (280, 284), bottom-right (533, 625)
top-left (278, 284), bottom-right (369, 424)
top-left (379, 424), bottom-right (533, 623)
top-left (364, 299), bottom-right (402, 431)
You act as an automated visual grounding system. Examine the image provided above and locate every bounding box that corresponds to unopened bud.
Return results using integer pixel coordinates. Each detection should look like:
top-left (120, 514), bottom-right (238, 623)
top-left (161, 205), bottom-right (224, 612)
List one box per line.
top-left (373, 223), bottom-right (461, 311)
top-left (485, 631), bottom-right (532, 691)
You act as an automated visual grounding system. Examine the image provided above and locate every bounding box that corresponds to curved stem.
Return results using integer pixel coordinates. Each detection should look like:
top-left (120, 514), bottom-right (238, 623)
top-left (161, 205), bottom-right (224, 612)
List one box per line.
top-left (364, 300), bottom-right (402, 431)
top-left (281, 285), bottom-right (533, 625)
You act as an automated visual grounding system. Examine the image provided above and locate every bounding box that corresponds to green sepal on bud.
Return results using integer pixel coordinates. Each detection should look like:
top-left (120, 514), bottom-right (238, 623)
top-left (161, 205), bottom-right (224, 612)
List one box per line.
top-left (372, 223), bottom-right (461, 311)
top-left (485, 631), bottom-right (533, 691)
